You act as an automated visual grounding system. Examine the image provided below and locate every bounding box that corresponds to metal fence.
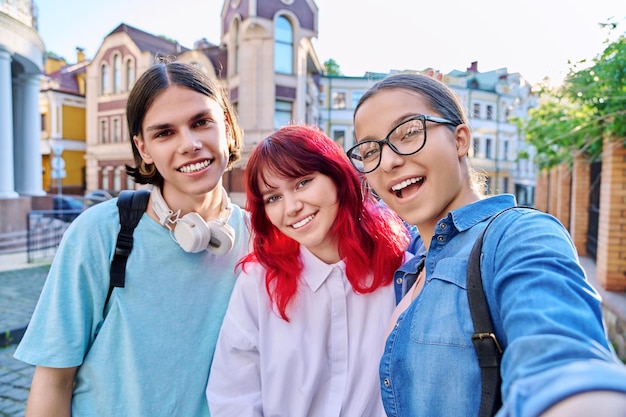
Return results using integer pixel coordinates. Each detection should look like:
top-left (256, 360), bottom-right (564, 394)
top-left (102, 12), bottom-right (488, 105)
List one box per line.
top-left (26, 210), bottom-right (82, 263)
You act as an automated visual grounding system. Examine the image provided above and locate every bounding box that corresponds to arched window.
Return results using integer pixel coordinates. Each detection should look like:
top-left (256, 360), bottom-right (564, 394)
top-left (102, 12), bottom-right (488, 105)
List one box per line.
top-left (100, 64), bottom-right (109, 95)
top-left (126, 59), bottom-right (135, 91)
top-left (274, 16), bottom-right (293, 74)
top-left (113, 54), bottom-right (121, 94)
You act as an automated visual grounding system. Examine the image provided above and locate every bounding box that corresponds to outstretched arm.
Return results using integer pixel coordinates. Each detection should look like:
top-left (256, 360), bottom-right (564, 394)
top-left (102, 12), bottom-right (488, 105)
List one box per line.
top-left (541, 391), bottom-right (626, 416)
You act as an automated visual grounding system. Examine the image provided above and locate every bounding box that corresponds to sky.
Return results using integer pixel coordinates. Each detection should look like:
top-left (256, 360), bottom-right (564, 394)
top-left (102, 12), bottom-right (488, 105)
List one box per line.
top-left (35, 0), bottom-right (624, 85)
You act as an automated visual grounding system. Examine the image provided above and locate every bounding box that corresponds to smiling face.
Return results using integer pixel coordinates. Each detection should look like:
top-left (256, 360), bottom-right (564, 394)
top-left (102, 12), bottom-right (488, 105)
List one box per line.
top-left (134, 85), bottom-right (231, 203)
top-left (354, 88), bottom-right (478, 237)
top-left (259, 170), bottom-right (340, 264)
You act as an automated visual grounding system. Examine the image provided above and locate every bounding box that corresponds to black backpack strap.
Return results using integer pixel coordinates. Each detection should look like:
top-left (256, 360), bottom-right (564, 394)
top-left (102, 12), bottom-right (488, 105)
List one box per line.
top-left (104, 189), bottom-right (150, 314)
top-left (468, 207), bottom-right (520, 417)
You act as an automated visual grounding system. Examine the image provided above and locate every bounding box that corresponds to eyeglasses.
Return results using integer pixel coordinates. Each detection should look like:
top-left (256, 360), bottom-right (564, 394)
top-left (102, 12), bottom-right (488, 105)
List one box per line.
top-left (346, 115), bottom-right (457, 173)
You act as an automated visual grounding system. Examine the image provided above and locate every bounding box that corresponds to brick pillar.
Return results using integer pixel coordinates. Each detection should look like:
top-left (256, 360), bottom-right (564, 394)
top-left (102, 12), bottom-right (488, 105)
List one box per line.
top-left (535, 170), bottom-right (549, 212)
top-left (556, 164), bottom-right (571, 230)
top-left (570, 156), bottom-right (589, 256)
top-left (596, 138), bottom-right (626, 291)
top-left (548, 167), bottom-right (559, 217)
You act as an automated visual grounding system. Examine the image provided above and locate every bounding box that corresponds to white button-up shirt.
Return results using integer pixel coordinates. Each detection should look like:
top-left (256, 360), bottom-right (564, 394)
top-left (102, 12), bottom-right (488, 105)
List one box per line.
top-left (207, 246), bottom-right (395, 417)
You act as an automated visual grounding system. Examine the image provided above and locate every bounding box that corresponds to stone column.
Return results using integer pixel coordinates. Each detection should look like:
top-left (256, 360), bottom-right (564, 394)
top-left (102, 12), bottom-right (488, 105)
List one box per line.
top-left (14, 72), bottom-right (45, 196)
top-left (0, 47), bottom-right (18, 198)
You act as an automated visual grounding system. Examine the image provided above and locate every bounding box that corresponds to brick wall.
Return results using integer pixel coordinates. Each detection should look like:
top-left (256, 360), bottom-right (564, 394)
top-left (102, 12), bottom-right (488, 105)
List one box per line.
top-left (570, 156), bottom-right (589, 256)
top-left (596, 138), bottom-right (626, 291)
top-left (556, 164), bottom-right (571, 230)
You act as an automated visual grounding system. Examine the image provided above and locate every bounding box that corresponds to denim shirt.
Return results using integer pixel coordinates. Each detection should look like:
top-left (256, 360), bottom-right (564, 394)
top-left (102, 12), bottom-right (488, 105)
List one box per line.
top-left (381, 194), bottom-right (626, 417)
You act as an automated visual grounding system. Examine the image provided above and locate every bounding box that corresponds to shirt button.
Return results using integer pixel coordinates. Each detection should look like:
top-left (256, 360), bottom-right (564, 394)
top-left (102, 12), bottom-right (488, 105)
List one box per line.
top-left (437, 235), bottom-right (445, 242)
top-left (396, 277), bottom-right (403, 285)
top-left (439, 223), bottom-right (447, 229)
top-left (383, 378), bottom-right (391, 387)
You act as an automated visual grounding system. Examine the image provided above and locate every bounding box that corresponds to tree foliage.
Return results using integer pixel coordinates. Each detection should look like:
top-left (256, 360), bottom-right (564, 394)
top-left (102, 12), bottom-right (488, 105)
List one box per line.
top-left (324, 58), bottom-right (342, 76)
top-left (521, 21), bottom-right (626, 169)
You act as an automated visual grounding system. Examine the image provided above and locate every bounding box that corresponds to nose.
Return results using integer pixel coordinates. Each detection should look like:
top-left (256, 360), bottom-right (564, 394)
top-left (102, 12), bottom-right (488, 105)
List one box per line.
top-left (378, 142), bottom-right (403, 172)
top-left (179, 129), bottom-right (202, 153)
top-left (284, 192), bottom-right (303, 217)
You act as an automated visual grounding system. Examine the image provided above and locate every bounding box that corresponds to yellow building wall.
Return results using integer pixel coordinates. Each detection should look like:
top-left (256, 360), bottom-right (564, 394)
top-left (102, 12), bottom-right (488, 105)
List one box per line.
top-left (44, 150), bottom-right (85, 192)
top-left (62, 105), bottom-right (86, 141)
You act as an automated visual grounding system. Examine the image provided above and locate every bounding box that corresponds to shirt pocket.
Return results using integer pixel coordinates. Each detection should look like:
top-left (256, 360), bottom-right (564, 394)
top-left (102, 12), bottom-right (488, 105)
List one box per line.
top-left (409, 256), bottom-right (475, 348)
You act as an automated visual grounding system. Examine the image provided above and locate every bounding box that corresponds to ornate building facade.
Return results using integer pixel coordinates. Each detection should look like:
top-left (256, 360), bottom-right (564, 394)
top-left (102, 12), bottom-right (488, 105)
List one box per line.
top-left (0, 0), bottom-right (45, 233)
top-left (84, 0), bottom-right (324, 206)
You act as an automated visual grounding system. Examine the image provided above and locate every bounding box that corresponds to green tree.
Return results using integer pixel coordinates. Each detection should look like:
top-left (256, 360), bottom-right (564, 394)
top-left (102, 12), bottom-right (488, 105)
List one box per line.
top-left (324, 58), bottom-right (342, 76)
top-left (521, 20), bottom-right (626, 169)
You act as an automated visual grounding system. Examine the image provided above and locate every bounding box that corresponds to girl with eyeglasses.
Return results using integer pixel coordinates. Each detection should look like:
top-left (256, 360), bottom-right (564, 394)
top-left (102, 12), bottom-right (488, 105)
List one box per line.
top-left (351, 73), bottom-right (626, 417)
top-left (207, 124), bottom-right (410, 416)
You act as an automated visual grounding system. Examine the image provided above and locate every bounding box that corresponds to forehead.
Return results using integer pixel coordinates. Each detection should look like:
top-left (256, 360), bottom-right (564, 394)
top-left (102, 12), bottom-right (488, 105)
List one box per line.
top-left (145, 86), bottom-right (222, 120)
top-left (355, 89), bottom-right (433, 136)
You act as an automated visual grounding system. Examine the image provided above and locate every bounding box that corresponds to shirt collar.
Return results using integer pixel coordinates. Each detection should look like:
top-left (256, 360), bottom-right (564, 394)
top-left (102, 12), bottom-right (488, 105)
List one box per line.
top-left (300, 246), bottom-right (345, 292)
top-left (448, 194), bottom-right (517, 232)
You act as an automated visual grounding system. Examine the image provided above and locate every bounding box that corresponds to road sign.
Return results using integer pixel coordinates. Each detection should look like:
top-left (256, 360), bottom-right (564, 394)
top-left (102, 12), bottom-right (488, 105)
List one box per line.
top-left (51, 143), bottom-right (64, 155)
top-left (51, 169), bottom-right (67, 179)
top-left (51, 156), bottom-right (65, 170)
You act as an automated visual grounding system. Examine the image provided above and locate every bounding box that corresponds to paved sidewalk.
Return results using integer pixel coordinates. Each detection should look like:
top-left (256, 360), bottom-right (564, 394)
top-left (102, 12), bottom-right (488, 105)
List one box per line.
top-left (0, 253), bottom-right (50, 416)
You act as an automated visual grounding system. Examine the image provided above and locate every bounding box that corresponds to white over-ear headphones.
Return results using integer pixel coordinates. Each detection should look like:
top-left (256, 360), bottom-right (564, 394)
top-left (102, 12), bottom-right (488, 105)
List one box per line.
top-left (151, 186), bottom-right (235, 255)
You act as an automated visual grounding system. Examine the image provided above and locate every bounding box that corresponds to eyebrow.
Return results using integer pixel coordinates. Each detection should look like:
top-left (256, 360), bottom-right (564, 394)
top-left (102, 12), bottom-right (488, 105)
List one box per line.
top-left (145, 110), bottom-right (214, 133)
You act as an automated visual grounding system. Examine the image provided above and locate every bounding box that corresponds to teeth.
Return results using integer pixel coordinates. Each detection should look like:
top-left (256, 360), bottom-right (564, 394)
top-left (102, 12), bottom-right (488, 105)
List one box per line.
top-left (391, 177), bottom-right (423, 191)
top-left (179, 160), bottom-right (210, 173)
top-left (292, 214), bottom-right (314, 229)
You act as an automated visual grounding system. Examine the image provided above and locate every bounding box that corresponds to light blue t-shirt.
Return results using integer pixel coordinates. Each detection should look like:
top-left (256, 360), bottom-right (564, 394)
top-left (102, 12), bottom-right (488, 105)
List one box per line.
top-left (15, 196), bottom-right (250, 416)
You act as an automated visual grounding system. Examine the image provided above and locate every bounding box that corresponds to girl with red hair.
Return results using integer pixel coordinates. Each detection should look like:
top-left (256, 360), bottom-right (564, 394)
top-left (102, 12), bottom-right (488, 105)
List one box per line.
top-left (207, 124), bottom-right (410, 416)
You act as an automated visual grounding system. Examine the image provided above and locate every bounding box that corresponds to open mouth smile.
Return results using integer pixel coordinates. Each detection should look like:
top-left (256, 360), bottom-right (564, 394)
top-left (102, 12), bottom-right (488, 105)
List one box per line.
top-left (391, 177), bottom-right (423, 198)
top-left (291, 214), bottom-right (315, 229)
top-left (178, 159), bottom-right (210, 173)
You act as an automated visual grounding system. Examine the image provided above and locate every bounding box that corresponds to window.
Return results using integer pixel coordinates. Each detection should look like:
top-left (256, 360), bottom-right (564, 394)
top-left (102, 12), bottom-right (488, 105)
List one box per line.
top-left (114, 166), bottom-right (122, 192)
top-left (472, 103), bottom-right (480, 118)
top-left (503, 140), bottom-right (509, 161)
top-left (113, 118), bottom-right (122, 143)
top-left (351, 90), bottom-right (364, 109)
top-left (100, 119), bottom-right (109, 143)
top-left (502, 177), bottom-right (509, 194)
top-left (126, 59), bottom-right (135, 91)
top-left (485, 177), bottom-right (493, 195)
top-left (485, 138), bottom-right (492, 159)
top-left (472, 137), bottom-right (480, 157)
top-left (332, 129), bottom-right (346, 149)
top-left (101, 166), bottom-right (111, 190)
top-left (100, 64), bottom-right (109, 95)
top-left (113, 54), bottom-right (121, 94)
top-left (332, 91), bottom-right (347, 109)
top-left (274, 100), bottom-right (293, 130)
top-left (126, 174), bottom-right (135, 191)
top-left (486, 105), bottom-right (493, 120)
top-left (41, 113), bottom-right (47, 132)
top-left (274, 16), bottom-right (293, 74)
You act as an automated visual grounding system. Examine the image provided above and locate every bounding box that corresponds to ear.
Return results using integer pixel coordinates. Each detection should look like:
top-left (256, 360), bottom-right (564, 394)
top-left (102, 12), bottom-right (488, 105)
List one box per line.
top-left (454, 124), bottom-right (472, 158)
top-left (133, 135), bottom-right (153, 164)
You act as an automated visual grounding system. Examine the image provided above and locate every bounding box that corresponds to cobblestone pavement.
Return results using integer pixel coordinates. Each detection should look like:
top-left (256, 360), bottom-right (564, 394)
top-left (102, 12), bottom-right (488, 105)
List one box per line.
top-left (0, 263), bottom-right (49, 416)
top-left (0, 345), bottom-right (33, 417)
